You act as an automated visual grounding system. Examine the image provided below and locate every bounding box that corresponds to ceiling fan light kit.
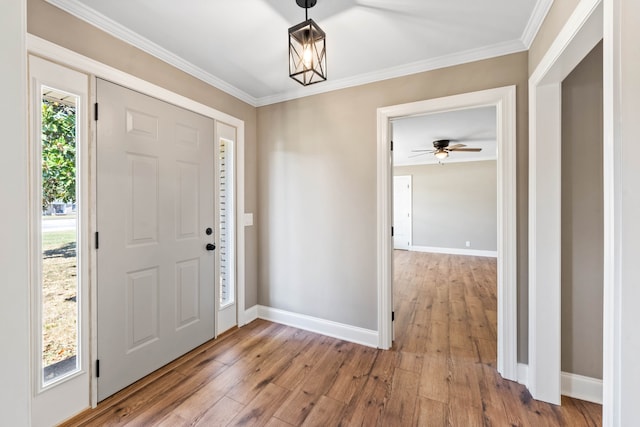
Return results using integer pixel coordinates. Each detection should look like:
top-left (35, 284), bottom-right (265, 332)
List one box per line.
top-left (434, 149), bottom-right (449, 160)
top-left (409, 139), bottom-right (483, 162)
top-left (289, 0), bottom-right (327, 86)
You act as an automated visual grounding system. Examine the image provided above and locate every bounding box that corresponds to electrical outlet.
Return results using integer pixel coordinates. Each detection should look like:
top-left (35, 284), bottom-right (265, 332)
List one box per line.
top-left (465, 241), bottom-right (471, 247)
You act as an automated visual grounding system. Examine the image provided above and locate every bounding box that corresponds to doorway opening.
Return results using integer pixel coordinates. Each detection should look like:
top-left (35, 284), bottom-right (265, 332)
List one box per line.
top-left (377, 86), bottom-right (518, 382)
top-left (527, 0), bottom-right (603, 405)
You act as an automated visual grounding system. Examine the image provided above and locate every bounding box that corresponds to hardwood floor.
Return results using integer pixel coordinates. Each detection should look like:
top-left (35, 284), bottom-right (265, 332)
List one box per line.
top-left (61, 252), bottom-right (602, 426)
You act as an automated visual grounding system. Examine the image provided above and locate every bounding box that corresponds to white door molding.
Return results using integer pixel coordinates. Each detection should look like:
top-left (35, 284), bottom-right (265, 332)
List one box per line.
top-left (377, 85), bottom-right (518, 382)
top-left (527, 0), bottom-right (603, 405)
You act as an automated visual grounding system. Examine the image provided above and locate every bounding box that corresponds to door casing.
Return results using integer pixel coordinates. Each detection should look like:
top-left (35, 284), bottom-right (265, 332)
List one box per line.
top-left (377, 85), bottom-right (518, 382)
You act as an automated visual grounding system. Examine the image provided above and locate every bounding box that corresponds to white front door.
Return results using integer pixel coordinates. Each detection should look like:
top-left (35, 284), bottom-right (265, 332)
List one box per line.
top-left (96, 79), bottom-right (215, 401)
top-left (393, 175), bottom-right (412, 250)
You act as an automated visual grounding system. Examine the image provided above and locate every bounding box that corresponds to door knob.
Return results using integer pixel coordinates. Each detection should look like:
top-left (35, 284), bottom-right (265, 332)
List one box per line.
top-left (206, 243), bottom-right (216, 251)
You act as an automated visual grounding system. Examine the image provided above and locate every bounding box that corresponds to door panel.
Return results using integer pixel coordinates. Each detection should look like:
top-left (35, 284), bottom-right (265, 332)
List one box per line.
top-left (96, 79), bottom-right (215, 401)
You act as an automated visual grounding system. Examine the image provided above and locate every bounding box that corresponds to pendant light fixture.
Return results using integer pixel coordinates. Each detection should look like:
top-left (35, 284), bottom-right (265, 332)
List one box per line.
top-left (289, 0), bottom-right (327, 86)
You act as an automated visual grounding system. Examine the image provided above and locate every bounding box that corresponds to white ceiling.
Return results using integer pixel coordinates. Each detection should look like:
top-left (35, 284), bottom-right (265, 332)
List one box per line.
top-left (47, 0), bottom-right (551, 106)
top-left (393, 106), bottom-right (497, 166)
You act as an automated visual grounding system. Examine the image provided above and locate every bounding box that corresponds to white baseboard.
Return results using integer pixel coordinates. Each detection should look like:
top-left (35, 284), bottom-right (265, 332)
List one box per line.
top-left (517, 363), bottom-right (529, 386)
top-left (516, 364), bottom-right (602, 405)
top-left (561, 371), bottom-right (603, 404)
top-left (409, 245), bottom-right (498, 258)
top-left (243, 305), bottom-right (258, 325)
top-left (254, 305), bottom-right (379, 348)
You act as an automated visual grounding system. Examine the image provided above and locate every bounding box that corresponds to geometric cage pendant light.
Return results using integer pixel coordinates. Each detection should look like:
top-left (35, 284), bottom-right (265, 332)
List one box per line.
top-left (288, 0), bottom-right (327, 86)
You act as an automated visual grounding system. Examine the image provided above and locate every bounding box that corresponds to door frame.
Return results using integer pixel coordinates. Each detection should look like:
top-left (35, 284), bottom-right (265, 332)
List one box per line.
top-left (527, 0), bottom-right (602, 405)
top-left (377, 85), bottom-right (518, 382)
top-left (28, 34), bottom-right (246, 408)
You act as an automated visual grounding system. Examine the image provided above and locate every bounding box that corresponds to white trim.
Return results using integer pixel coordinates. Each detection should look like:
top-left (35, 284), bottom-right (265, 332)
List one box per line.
top-left (603, 0), bottom-right (640, 423)
top-left (521, 0), bottom-right (556, 48)
top-left (44, 0), bottom-right (528, 108)
top-left (27, 34), bottom-right (247, 409)
top-left (45, 0), bottom-right (257, 107)
top-left (518, 363), bottom-right (529, 386)
top-left (530, 1), bottom-right (603, 85)
top-left (377, 105), bottom-right (393, 350)
top-left (235, 126), bottom-right (246, 328)
top-left (528, 82), bottom-right (563, 405)
top-left (258, 40), bottom-right (526, 107)
top-left (527, 0), bottom-right (603, 406)
top-left (409, 246), bottom-right (498, 258)
top-left (1, 1), bottom-right (30, 425)
top-left (561, 372), bottom-right (603, 404)
top-left (88, 76), bottom-right (98, 408)
top-left (256, 306), bottom-right (379, 348)
top-left (517, 364), bottom-right (604, 405)
top-left (243, 305), bottom-right (259, 325)
top-left (377, 86), bottom-right (518, 381)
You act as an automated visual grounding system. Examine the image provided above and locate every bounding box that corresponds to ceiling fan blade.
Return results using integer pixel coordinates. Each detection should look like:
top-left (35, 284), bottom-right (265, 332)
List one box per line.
top-left (408, 152), bottom-right (430, 158)
top-left (411, 149), bottom-right (435, 153)
top-left (447, 143), bottom-right (466, 149)
top-left (449, 147), bottom-right (482, 152)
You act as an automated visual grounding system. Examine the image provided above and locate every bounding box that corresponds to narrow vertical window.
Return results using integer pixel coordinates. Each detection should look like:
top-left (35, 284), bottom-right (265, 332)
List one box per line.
top-left (40, 87), bottom-right (80, 385)
top-left (219, 138), bottom-right (235, 307)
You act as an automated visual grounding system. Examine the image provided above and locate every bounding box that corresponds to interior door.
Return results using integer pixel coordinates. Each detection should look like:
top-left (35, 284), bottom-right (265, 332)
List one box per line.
top-left (393, 175), bottom-right (412, 250)
top-left (96, 79), bottom-right (215, 401)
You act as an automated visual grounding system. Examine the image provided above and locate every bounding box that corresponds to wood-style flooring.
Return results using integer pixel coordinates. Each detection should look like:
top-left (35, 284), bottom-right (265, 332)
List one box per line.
top-left (61, 251), bottom-right (602, 426)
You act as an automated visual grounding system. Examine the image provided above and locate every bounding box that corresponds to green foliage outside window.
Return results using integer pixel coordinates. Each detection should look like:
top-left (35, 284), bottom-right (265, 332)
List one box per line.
top-left (41, 99), bottom-right (76, 210)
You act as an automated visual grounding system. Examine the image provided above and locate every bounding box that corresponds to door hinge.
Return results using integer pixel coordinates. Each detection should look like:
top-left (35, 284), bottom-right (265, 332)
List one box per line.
top-left (392, 311), bottom-right (395, 322)
top-left (94, 102), bottom-right (99, 121)
top-left (391, 226), bottom-right (394, 237)
top-left (95, 231), bottom-right (99, 249)
top-left (390, 140), bottom-right (393, 151)
top-left (96, 359), bottom-right (100, 378)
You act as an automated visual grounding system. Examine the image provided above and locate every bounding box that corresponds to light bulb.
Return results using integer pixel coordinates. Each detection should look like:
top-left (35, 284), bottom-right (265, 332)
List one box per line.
top-left (434, 149), bottom-right (449, 160)
top-left (302, 43), bottom-right (314, 68)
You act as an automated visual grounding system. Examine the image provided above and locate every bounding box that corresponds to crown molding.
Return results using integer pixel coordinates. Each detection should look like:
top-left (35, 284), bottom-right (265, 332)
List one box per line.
top-left (521, 0), bottom-right (555, 48)
top-left (47, 0), bottom-right (532, 108)
top-left (256, 39), bottom-right (526, 106)
top-left (46, 0), bottom-right (259, 107)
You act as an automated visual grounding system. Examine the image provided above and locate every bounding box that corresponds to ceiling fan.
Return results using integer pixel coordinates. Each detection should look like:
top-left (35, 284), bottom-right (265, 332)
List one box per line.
top-left (410, 139), bottom-right (482, 160)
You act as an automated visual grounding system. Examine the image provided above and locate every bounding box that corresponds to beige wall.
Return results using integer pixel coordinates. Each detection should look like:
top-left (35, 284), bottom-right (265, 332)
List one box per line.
top-left (394, 161), bottom-right (497, 251)
top-left (529, 0), bottom-right (581, 75)
top-left (258, 51), bottom-right (529, 354)
top-left (561, 42), bottom-right (603, 379)
top-left (27, 0), bottom-right (260, 307)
